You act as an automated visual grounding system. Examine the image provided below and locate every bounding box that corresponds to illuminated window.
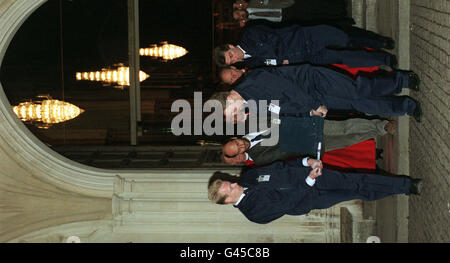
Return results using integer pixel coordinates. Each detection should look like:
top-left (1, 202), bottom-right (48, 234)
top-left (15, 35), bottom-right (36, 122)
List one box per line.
top-left (0, 0), bottom-right (231, 169)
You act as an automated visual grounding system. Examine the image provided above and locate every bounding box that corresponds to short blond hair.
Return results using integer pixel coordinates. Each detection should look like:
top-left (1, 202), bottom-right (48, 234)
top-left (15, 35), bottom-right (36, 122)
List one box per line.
top-left (208, 171), bottom-right (240, 204)
top-left (208, 178), bottom-right (227, 204)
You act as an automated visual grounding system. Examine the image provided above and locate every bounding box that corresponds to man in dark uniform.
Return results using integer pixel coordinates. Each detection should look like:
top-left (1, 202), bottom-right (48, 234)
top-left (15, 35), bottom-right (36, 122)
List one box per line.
top-left (208, 159), bottom-right (422, 224)
top-left (232, 0), bottom-right (355, 28)
top-left (219, 64), bottom-right (422, 122)
top-left (221, 117), bottom-right (394, 166)
top-left (214, 24), bottom-right (396, 68)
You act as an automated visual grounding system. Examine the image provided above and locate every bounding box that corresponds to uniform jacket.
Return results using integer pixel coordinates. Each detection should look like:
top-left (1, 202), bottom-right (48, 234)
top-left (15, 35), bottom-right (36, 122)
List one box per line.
top-left (247, 142), bottom-right (296, 166)
top-left (238, 24), bottom-right (308, 68)
top-left (236, 160), bottom-right (315, 224)
top-left (238, 24), bottom-right (391, 68)
top-left (245, 115), bottom-right (323, 165)
top-left (235, 159), bottom-right (410, 224)
top-left (233, 65), bottom-right (322, 117)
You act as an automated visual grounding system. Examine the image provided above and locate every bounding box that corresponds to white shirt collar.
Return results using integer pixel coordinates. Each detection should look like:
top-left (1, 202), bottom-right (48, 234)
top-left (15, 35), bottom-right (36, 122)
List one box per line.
top-left (243, 129), bottom-right (269, 148)
top-left (237, 45), bottom-right (251, 59)
top-left (246, 7), bottom-right (283, 22)
top-left (234, 187), bottom-right (247, 206)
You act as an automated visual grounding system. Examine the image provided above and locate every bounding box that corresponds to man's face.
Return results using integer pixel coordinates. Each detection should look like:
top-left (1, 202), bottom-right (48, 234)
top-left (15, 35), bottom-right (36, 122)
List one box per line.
top-left (222, 138), bottom-right (249, 165)
top-left (223, 153), bottom-right (247, 165)
top-left (224, 90), bottom-right (246, 123)
top-left (224, 98), bottom-right (245, 123)
top-left (239, 19), bottom-right (247, 27)
top-left (223, 138), bottom-right (250, 157)
top-left (223, 45), bottom-right (244, 65)
top-left (218, 181), bottom-right (242, 204)
top-left (220, 66), bottom-right (243, 84)
top-left (233, 9), bottom-right (248, 20)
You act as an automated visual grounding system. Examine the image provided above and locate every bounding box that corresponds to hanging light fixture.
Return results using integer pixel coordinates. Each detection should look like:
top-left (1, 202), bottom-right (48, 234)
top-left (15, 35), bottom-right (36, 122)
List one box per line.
top-left (12, 96), bottom-right (84, 129)
top-left (139, 41), bottom-right (188, 61)
top-left (75, 64), bottom-right (149, 88)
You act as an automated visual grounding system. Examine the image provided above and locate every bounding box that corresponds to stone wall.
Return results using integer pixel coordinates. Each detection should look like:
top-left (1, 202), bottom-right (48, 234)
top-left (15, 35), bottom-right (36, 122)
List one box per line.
top-left (409, 0), bottom-right (450, 243)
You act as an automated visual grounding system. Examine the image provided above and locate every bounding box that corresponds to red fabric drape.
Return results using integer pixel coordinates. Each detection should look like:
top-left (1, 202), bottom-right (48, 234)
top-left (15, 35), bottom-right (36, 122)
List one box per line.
top-left (331, 64), bottom-right (379, 76)
top-left (322, 139), bottom-right (376, 169)
top-left (245, 140), bottom-right (376, 169)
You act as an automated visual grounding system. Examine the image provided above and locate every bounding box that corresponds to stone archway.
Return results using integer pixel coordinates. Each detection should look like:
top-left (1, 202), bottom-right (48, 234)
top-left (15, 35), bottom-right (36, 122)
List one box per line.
top-left (0, 0), bottom-right (235, 196)
top-left (0, 0), bottom-right (119, 195)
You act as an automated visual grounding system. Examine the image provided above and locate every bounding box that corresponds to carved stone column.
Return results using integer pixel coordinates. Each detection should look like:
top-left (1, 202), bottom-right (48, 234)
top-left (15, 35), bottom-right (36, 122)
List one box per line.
top-left (0, 156), bottom-right (112, 242)
top-left (111, 172), bottom-right (353, 242)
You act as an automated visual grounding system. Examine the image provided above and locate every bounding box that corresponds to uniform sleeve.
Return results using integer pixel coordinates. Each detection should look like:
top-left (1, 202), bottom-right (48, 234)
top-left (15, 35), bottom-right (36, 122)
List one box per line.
top-left (268, 67), bottom-right (322, 114)
top-left (246, 25), bottom-right (288, 65)
top-left (252, 147), bottom-right (297, 166)
top-left (243, 189), bottom-right (312, 224)
top-left (262, 158), bottom-right (309, 168)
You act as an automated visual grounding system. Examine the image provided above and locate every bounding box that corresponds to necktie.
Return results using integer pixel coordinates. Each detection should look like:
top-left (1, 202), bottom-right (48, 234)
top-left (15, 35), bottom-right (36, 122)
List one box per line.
top-left (251, 11), bottom-right (282, 17)
top-left (251, 132), bottom-right (271, 142)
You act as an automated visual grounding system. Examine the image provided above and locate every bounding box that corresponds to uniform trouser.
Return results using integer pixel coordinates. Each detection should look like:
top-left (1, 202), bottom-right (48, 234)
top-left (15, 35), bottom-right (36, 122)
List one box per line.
top-left (308, 65), bottom-right (417, 116)
top-left (311, 48), bottom-right (394, 68)
top-left (310, 168), bottom-right (410, 210)
top-left (305, 25), bottom-right (389, 50)
top-left (323, 96), bottom-right (417, 116)
top-left (303, 25), bottom-right (393, 67)
top-left (322, 119), bottom-right (388, 151)
top-left (342, 26), bottom-right (391, 49)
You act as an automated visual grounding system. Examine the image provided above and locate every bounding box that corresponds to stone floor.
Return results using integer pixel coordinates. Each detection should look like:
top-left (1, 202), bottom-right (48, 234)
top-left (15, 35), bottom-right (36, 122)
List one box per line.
top-left (351, 0), bottom-right (449, 243)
